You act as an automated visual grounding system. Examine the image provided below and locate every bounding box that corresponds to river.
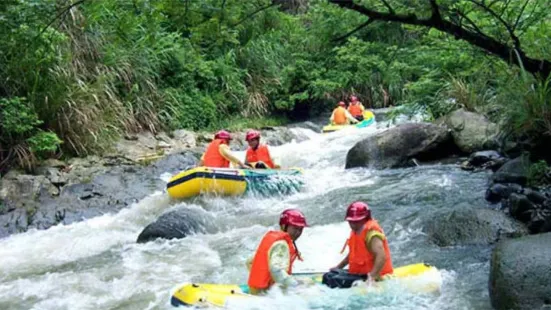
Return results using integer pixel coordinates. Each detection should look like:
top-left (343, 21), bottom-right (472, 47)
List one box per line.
top-left (0, 118), bottom-right (494, 310)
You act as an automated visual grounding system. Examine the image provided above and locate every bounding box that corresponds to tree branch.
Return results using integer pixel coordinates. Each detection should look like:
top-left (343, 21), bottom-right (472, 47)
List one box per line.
top-left (379, 0), bottom-right (394, 14)
top-left (513, 0), bottom-right (530, 32)
top-left (429, 0), bottom-right (441, 20)
top-left (37, 0), bottom-right (88, 38)
top-left (328, 0), bottom-right (551, 79)
top-left (454, 9), bottom-right (487, 39)
top-left (467, 0), bottom-right (521, 50)
top-left (231, 3), bottom-right (278, 27)
top-left (333, 18), bottom-right (375, 42)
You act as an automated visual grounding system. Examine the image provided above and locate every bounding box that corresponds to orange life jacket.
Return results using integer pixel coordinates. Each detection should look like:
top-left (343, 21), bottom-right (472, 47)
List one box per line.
top-left (247, 231), bottom-right (298, 290)
top-left (346, 220), bottom-right (394, 276)
top-left (246, 144), bottom-right (275, 169)
top-left (333, 107), bottom-right (347, 125)
top-left (348, 103), bottom-right (363, 117)
top-left (202, 139), bottom-right (230, 168)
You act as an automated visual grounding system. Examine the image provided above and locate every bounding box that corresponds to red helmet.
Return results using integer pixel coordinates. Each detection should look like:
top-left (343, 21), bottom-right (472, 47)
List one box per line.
top-left (338, 101), bottom-right (346, 107)
top-left (345, 201), bottom-right (371, 221)
top-left (245, 130), bottom-right (261, 141)
top-left (214, 130), bottom-right (232, 140)
top-left (280, 209), bottom-right (308, 227)
top-left (350, 95), bottom-right (358, 102)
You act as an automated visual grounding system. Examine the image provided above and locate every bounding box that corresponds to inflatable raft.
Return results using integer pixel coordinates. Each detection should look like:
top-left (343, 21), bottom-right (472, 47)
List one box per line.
top-left (167, 167), bottom-right (303, 199)
top-left (322, 110), bottom-right (375, 133)
top-left (170, 263), bottom-right (441, 307)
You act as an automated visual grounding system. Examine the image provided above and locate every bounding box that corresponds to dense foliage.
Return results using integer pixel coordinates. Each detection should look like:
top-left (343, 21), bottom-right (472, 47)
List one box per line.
top-left (1, 0), bottom-right (550, 171)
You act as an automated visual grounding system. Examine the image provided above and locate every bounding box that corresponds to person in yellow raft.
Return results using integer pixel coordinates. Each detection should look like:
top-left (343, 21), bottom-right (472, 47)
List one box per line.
top-left (348, 95), bottom-right (366, 121)
top-left (322, 201), bottom-right (394, 288)
top-left (197, 130), bottom-right (251, 169)
top-left (330, 101), bottom-right (359, 125)
top-left (247, 209), bottom-right (310, 294)
top-left (244, 130), bottom-right (280, 169)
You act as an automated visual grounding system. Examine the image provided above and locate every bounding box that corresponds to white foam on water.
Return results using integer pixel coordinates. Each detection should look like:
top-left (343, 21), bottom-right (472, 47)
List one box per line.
top-left (0, 115), bottom-right (491, 309)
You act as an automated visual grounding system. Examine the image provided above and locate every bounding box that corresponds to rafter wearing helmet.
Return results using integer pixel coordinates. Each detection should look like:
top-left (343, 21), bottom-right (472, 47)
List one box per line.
top-left (198, 130), bottom-right (251, 169)
top-left (330, 101), bottom-right (359, 125)
top-left (329, 201), bottom-right (394, 285)
top-left (244, 130), bottom-right (280, 169)
top-left (347, 95), bottom-right (366, 121)
top-left (246, 209), bottom-right (312, 294)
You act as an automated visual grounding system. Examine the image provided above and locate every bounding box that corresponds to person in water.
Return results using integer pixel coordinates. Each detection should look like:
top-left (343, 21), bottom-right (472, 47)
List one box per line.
top-left (244, 130), bottom-right (280, 169)
top-left (347, 95), bottom-right (365, 121)
top-left (330, 101), bottom-right (359, 125)
top-left (323, 201), bottom-right (393, 288)
top-left (197, 130), bottom-right (251, 169)
top-left (247, 209), bottom-right (309, 294)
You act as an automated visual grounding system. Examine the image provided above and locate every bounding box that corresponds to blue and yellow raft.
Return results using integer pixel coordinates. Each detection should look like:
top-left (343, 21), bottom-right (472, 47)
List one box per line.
top-left (167, 166), bottom-right (304, 199)
top-left (322, 110), bottom-right (375, 133)
top-left (170, 263), bottom-right (441, 307)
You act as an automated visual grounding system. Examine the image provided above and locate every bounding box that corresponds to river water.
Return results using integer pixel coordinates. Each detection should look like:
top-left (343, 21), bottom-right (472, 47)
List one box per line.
top-left (0, 119), bottom-right (494, 310)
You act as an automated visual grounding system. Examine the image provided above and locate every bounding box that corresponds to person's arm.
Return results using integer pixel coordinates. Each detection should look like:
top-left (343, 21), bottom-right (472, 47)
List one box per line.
top-left (345, 110), bottom-right (359, 123)
top-left (366, 231), bottom-right (387, 280)
top-left (219, 144), bottom-right (249, 168)
top-left (197, 154), bottom-right (205, 166)
top-left (359, 103), bottom-right (365, 112)
top-left (333, 254), bottom-right (349, 270)
top-left (329, 110), bottom-right (336, 124)
top-left (267, 147), bottom-right (280, 169)
top-left (268, 240), bottom-right (298, 287)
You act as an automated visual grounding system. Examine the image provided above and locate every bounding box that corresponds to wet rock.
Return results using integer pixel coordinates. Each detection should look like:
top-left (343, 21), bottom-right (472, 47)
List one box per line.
top-left (493, 155), bottom-right (531, 186)
top-left (464, 150), bottom-right (507, 171)
top-left (114, 131), bottom-right (159, 162)
top-left (489, 232), bottom-right (551, 310)
top-left (0, 152), bottom-right (198, 238)
top-left (42, 159), bottom-right (67, 169)
top-left (442, 109), bottom-right (499, 153)
top-left (469, 150), bottom-right (502, 166)
top-left (136, 207), bottom-right (214, 243)
top-left (485, 183), bottom-right (523, 203)
top-left (172, 129), bottom-right (197, 148)
top-left (345, 122), bottom-right (454, 169)
top-left (0, 172), bottom-right (59, 207)
top-left (0, 208), bottom-right (29, 237)
top-left (524, 188), bottom-right (547, 205)
top-left (505, 194), bottom-right (535, 223)
top-left (423, 206), bottom-right (528, 247)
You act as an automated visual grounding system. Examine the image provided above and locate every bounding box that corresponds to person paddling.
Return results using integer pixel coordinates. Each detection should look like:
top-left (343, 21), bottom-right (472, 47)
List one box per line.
top-left (323, 201), bottom-right (394, 288)
top-left (197, 130), bottom-right (250, 169)
top-left (244, 130), bottom-right (280, 169)
top-left (247, 209), bottom-right (309, 294)
top-left (330, 101), bottom-right (359, 125)
top-left (347, 95), bottom-right (366, 121)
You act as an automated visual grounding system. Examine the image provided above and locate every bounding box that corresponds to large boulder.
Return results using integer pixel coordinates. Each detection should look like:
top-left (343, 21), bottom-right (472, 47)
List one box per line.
top-left (345, 122), bottom-right (454, 169)
top-left (442, 109), bottom-right (499, 153)
top-left (423, 206), bottom-right (528, 247)
top-left (489, 232), bottom-right (551, 310)
top-left (492, 154), bottom-right (531, 186)
top-left (136, 207), bottom-right (215, 243)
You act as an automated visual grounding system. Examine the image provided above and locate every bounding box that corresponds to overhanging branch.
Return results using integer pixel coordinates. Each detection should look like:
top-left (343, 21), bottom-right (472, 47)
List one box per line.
top-left (328, 0), bottom-right (551, 79)
top-left (333, 18), bottom-right (375, 42)
top-left (231, 3), bottom-right (278, 27)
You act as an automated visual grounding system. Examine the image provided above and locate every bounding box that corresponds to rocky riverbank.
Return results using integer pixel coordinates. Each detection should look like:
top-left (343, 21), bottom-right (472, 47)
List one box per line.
top-left (0, 126), bottom-right (310, 238)
top-left (343, 107), bottom-right (551, 310)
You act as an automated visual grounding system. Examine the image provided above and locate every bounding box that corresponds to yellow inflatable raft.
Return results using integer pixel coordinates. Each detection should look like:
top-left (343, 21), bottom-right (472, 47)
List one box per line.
top-left (170, 263), bottom-right (441, 307)
top-left (167, 166), bottom-right (303, 199)
top-left (322, 110), bottom-right (375, 133)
